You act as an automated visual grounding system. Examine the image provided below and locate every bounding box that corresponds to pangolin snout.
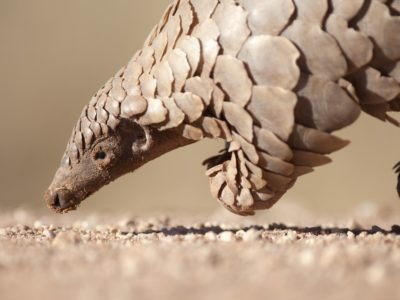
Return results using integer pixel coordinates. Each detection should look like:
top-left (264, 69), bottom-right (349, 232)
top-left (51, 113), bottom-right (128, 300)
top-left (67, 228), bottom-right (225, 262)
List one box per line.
top-left (45, 188), bottom-right (78, 213)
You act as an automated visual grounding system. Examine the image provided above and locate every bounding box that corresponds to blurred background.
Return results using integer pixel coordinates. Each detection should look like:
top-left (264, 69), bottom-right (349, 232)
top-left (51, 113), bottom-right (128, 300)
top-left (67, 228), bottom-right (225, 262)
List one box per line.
top-left (0, 0), bottom-right (399, 216)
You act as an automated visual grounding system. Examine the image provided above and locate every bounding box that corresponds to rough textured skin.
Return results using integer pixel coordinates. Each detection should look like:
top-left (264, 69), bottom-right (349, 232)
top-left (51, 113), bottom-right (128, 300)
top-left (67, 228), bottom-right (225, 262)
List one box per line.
top-left (45, 0), bottom-right (400, 215)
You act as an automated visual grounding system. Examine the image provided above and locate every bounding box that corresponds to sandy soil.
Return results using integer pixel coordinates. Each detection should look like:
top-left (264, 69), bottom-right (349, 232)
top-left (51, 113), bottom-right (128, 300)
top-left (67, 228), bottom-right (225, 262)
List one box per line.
top-left (0, 202), bottom-right (399, 300)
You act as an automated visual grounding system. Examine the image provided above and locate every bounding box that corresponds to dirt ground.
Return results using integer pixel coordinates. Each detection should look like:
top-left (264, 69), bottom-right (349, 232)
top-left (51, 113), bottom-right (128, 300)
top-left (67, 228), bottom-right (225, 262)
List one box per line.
top-left (0, 202), bottom-right (399, 300)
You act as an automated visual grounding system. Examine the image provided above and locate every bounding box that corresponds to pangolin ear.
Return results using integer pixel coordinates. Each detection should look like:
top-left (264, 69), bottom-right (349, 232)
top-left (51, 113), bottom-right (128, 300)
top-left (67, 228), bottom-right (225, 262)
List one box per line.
top-left (130, 122), bottom-right (152, 152)
top-left (117, 119), bottom-right (152, 153)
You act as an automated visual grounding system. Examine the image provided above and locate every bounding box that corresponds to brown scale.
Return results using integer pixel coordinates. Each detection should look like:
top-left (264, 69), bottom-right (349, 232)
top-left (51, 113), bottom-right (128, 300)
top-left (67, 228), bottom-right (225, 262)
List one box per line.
top-left (45, 0), bottom-right (400, 215)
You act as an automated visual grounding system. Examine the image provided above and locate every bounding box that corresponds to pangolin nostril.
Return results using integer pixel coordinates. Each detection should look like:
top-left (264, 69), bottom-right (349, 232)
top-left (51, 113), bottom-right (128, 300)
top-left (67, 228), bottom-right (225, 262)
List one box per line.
top-left (53, 193), bottom-right (61, 209)
top-left (46, 189), bottom-right (76, 211)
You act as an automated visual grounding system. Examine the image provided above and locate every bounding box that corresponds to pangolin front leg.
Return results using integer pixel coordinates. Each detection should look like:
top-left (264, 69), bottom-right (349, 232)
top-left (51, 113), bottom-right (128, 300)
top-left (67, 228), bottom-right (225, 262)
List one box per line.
top-left (45, 0), bottom-right (400, 215)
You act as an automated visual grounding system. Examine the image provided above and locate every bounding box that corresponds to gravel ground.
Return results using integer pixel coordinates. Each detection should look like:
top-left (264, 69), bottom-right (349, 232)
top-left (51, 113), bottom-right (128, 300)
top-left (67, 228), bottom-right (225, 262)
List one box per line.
top-left (0, 202), bottom-right (400, 300)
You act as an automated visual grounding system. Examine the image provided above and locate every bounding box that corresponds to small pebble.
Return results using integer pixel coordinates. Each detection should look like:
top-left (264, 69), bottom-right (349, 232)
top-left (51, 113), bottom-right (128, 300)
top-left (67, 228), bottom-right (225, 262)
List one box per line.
top-left (279, 230), bottom-right (297, 243)
top-left (220, 223), bottom-right (233, 231)
top-left (109, 227), bottom-right (118, 234)
top-left (184, 233), bottom-right (197, 241)
top-left (242, 229), bottom-right (261, 242)
top-left (372, 232), bottom-right (385, 239)
top-left (357, 231), bottom-right (367, 239)
top-left (33, 221), bottom-right (43, 229)
top-left (235, 230), bottom-right (246, 238)
top-left (204, 232), bottom-right (217, 241)
top-left (219, 231), bottom-right (235, 242)
top-left (43, 229), bottom-right (55, 239)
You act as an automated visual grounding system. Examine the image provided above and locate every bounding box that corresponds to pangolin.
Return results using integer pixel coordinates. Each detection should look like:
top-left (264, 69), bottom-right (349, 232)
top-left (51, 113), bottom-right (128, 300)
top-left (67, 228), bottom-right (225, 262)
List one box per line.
top-left (44, 0), bottom-right (400, 216)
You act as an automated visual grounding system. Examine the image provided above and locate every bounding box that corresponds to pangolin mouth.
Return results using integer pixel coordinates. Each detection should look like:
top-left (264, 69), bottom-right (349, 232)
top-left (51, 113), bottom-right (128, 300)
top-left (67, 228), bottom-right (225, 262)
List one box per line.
top-left (45, 188), bottom-right (82, 214)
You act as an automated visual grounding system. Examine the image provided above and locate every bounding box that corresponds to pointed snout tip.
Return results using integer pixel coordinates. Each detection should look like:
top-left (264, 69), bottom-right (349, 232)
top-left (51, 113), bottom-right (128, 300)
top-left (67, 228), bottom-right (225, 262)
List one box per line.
top-left (44, 188), bottom-right (79, 213)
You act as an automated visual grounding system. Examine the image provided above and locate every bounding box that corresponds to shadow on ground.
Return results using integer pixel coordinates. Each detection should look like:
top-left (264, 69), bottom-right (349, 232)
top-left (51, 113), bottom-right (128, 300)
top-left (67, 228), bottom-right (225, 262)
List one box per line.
top-left (138, 223), bottom-right (400, 237)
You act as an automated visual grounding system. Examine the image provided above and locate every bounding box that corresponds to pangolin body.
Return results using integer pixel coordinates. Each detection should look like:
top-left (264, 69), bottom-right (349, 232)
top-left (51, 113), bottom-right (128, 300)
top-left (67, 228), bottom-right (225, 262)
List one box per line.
top-left (45, 0), bottom-right (400, 215)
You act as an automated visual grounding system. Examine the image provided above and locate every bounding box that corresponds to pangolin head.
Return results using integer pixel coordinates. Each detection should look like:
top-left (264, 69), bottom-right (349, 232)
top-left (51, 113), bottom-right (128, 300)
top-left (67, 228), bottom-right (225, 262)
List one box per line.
top-left (44, 75), bottom-right (189, 213)
top-left (45, 121), bottom-right (146, 213)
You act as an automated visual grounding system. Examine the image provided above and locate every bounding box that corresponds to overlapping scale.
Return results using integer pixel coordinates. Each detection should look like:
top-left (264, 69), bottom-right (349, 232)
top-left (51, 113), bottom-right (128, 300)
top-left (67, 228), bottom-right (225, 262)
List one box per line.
top-left (331, 0), bottom-right (365, 20)
top-left (238, 0), bottom-right (295, 36)
top-left (295, 74), bottom-right (361, 132)
top-left (184, 77), bottom-right (214, 106)
top-left (357, 1), bottom-right (400, 62)
top-left (223, 102), bottom-right (253, 142)
top-left (192, 19), bottom-right (220, 77)
top-left (138, 98), bottom-right (168, 126)
top-left (214, 55), bottom-right (252, 107)
top-left (158, 97), bottom-right (185, 131)
top-left (292, 0), bottom-right (328, 24)
top-left (174, 92), bottom-right (204, 123)
top-left (175, 0), bottom-right (194, 35)
top-left (152, 60), bottom-right (174, 97)
top-left (239, 35), bottom-right (300, 90)
top-left (176, 35), bottom-right (201, 77)
top-left (189, 0), bottom-right (218, 23)
top-left (212, 2), bottom-right (250, 56)
top-left (282, 20), bottom-right (348, 81)
top-left (326, 14), bottom-right (373, 72)
top-left (167, 49), bottom-right (191, 92)
top-left (247, 86), bottom-right (297, 141)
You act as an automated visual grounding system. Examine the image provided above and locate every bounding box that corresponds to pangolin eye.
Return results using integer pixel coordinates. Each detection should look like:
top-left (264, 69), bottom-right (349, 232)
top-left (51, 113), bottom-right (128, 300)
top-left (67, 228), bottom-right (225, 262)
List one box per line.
top-left (94, 151), bottom-right (107, 160)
